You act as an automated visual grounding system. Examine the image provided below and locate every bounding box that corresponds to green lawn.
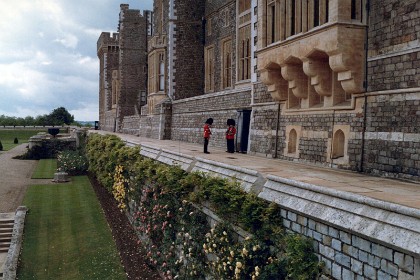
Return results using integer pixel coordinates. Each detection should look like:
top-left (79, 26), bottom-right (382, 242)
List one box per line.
top-left (31, 159), bottom-right (58, 179)
top-left (18, 176), bottom-right (126, 280)
top-left (0, 129), bottom-right (44, 151)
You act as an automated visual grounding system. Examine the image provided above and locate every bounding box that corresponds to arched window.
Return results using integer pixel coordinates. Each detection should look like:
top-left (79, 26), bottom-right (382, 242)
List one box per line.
top-left (332, 129), bottom-right (345, 159)
top-left (288, 129), bottom-right (297, 154)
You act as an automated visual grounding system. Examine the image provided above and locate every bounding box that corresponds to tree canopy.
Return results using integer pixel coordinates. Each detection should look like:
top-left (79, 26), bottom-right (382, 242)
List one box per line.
top-left (0, 107), bottom-right (75, 126)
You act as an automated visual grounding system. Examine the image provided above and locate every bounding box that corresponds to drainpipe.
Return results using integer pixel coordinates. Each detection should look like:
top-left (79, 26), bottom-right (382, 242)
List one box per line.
top-left (329, 109), bottom-right (336, 168)
top-left (274, 102), bottom-right (281, 158)
top-left (360, 0), bottom-right (370, 173)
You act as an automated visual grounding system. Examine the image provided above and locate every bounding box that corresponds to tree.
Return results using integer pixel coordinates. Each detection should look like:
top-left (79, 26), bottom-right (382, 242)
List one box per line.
top-left (47, 107), bottom-right (74, 125)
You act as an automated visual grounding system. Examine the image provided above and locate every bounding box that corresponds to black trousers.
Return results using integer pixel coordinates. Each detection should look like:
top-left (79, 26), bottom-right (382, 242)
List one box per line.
top-left (227, 139), bottom-right (235, 153)
top-left (204, 137), bottom-right (209, 152)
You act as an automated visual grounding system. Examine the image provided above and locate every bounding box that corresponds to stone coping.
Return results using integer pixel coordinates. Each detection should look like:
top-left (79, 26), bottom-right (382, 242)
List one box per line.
top-left (260, 175), bottom-right (420, 257)
top-left (138, 143), bottom-right (264, 192)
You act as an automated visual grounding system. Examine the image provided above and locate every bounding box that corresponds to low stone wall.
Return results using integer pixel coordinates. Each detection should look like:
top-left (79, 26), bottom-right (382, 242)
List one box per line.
top-left (121, 115), bottom-right (140, 136)
top-left (260, 176), bottom-right (420, 280)
top-left (137, 144), bottom-right (420, 280)
top-left (0, 126), bottom-right (70, 133)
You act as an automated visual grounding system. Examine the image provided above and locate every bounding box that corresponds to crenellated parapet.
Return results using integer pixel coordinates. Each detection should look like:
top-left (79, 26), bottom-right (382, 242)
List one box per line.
top-left (97, 32), bottom-right (119, 57)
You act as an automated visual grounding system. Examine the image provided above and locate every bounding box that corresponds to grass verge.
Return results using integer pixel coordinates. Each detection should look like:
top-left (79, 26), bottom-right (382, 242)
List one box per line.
top-left (17, 176), bottom-right (126, 280)
top-left (0, 129), bottom-right (44, 151)
top-left (31, 159), bottom-right (57, 179)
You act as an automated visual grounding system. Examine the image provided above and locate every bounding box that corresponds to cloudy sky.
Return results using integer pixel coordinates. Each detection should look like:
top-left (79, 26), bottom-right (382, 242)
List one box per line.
top-left (0, 0), bottom-right (153, 121)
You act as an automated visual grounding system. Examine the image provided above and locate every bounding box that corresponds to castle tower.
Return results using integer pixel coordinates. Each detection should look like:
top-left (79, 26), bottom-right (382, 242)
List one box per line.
top-left (116, 4), bottom-right (149, 132)
top-left (97, 32), bottom-right (119, 132)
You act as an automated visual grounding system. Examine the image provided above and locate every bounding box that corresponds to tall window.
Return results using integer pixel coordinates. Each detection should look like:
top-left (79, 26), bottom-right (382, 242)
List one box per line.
top-left (266, 0), bottom-right (277, 44)
top-left (266, 0), bottom-right (330, 45)
top-left (239, 0), bottom-right (251, 13)
top-left (158, 53), bottom-right (165, 91)
top-left (205, 46), bottom-right (215, 92)
top-left (207, 17), bottom-right (212, 36)
top-left (148, 51), bottom-right (165, 94)
top-left (237, 1), bottom-right (251, 81)
top-left (148, 53), bottom-right (155, 93)
top-left (222, 39), bottom-right (232, 89)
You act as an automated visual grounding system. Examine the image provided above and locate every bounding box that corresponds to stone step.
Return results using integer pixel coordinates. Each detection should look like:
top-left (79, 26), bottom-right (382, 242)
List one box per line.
top-left (0, 233), bottom-right (12, 239)
top-left (0, 213), bottom-right (14, 280)
top-left (0, 229), bottom-right (12, 234)
top-left (0, 223), bottom-right (13, 229)
top-left (0, 235), bottom-right (11, 242)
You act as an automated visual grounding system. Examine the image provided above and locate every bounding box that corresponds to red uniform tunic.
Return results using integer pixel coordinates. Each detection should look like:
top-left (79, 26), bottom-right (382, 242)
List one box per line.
top-left (204, 124), bottom-right (211, 138)
top-left (226, 126), bottom-right (236, 140)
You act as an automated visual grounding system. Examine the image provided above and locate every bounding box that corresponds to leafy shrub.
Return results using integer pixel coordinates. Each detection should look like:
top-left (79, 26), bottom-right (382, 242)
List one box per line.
top-left (14, 145), bottom-right (45, 160)
top-left (85, 134), bottom-right (322, 280)
top-left (86, 134), bottom-right (140, 191)
top-left (57, 149), bottom-right (88, 175)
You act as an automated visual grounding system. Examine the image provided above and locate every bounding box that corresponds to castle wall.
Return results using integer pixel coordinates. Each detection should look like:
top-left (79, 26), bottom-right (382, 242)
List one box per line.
top-left (99, 0), bottom-right (419, 181)
top-left (121, 115), bottom-right (140, 135)
top-left (361, 0), bottom-right (420, 180)
top-left (247, 0), bottom-right (420, 181)
top-left (367, 0), bottom-right (420, 92)
top-left (171, 0), bottom-right (205, 100)
top-left (204, 0), bottom-right (237, 92)
top-left (171, 88), bottom-right (251, 148)
top-left (97, 32), bottom-right (119, 132)
top-left (363, 91), bottom-right (420, 181)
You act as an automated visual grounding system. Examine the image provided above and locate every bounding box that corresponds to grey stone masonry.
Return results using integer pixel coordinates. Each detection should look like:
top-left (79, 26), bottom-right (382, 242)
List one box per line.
top-left (117, 4), bottom-right (148, 131)
top-left (368, 0), bottom-right (420, 91)
top-left (363, 92), bottom-right (420, 181)
top-left (171, 88), bottom-right (251, 148)
top-left (259, 175), bottom-right (420, 280)
top-left (172, 0), bottom-right (205, 100)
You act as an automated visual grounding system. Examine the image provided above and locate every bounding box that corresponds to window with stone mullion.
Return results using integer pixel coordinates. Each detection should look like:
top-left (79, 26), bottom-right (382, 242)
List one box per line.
top-left (238, 25), bottom-right (251, 81)
top-left (222, 39), bottom-right (232, 89)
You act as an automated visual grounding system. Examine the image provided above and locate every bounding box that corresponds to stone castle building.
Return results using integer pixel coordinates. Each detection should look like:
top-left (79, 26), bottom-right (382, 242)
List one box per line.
top-left (98, 1), bottom-right (420, 182)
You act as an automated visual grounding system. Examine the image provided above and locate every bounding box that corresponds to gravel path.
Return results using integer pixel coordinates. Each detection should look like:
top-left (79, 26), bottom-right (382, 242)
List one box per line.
top-left (0, 144), bottom-right (50, 212)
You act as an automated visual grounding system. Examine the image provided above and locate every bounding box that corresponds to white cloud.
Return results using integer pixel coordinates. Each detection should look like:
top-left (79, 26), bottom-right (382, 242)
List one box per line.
top-left (53, 33), bottom-right (79, 49)
top-left (0, 0), bottom-right (152, 121)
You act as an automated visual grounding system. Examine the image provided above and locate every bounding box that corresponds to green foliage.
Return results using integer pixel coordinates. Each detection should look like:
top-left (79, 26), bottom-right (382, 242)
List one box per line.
top-left (15, 139), bottom-right (76, 160)
top-left (285, 235), bottom-right (323, 280)
top-left (85, 134), bottom-right (322, 280)
top-left (57, 149), bottom-right (88, 175)
top-left (0, 106), bottom-right (74, 126)
top-left (48, 107), bottom-right (74, 125)
top-left (86, 134), bottom-right (140, 191)
top-left (14, 137), bottom-right (18, 144)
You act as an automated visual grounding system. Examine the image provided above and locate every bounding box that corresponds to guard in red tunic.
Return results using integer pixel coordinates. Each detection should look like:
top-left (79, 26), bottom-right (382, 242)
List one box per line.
top-left (226, 119), bottom-right (236, 153)
top-left (203, 118), bottom-right (213, 154)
